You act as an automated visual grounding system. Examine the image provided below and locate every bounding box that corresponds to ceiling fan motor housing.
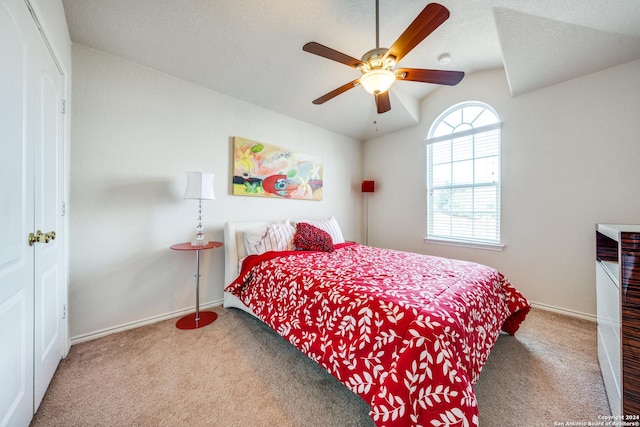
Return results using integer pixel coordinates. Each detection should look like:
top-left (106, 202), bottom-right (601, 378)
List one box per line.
top-left (360, 48), bottom-right (396, 73)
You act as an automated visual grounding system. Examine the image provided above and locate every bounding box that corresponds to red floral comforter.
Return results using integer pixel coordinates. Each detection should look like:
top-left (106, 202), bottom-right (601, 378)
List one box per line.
top-left (226, 243), bottom-right (530, 427)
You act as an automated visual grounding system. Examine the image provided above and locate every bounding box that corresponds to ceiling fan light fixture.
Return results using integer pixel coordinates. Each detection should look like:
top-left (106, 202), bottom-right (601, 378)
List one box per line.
top-left (360, 69), bottom-right (396, 94)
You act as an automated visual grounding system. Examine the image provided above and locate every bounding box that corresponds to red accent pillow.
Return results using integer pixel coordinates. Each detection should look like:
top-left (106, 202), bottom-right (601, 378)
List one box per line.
top-left (294, 223), bottom-right (334, 252)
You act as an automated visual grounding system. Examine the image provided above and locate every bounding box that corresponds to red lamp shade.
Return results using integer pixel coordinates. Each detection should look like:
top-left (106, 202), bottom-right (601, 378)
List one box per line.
top-left (361, 180), bottom-right (375, 193)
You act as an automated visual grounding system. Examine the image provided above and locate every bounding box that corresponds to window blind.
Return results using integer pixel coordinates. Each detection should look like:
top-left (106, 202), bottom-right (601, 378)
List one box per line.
top-left (426, 120), bottom-right (501, 245)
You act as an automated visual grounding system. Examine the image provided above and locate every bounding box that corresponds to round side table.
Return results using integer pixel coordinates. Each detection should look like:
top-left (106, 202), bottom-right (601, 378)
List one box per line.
top-left (170, 241), bottom-right (223, 329)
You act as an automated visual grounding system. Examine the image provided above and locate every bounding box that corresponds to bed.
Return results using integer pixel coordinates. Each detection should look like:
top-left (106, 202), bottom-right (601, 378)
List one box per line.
top-left (223, 219), bottom-right (530, 427)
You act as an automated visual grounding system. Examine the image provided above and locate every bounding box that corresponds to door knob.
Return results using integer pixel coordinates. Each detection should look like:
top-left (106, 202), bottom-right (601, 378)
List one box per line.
top-left (28, 231), bottom-right (40, 246)
top-left (28, 230), bottom-right (56, 246)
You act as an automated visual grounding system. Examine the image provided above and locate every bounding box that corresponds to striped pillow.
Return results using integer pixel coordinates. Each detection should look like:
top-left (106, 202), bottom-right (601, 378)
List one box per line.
top-left (253, 222), bottom-right (295, 254)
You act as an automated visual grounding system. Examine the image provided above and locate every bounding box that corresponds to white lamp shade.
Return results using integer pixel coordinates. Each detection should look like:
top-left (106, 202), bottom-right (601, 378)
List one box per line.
top-left (184, 171), bottom-right (216, 200)
top-left (360, 69), bottom-right (396, 94)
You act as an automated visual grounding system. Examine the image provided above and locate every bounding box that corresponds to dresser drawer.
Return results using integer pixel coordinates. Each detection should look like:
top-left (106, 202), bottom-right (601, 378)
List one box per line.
top-left (597, 260), bottom-right (621, 415)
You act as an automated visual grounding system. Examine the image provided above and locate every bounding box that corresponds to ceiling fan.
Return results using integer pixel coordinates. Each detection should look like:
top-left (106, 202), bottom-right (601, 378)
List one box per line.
top-left (302, 1), bottom-right (464, 114)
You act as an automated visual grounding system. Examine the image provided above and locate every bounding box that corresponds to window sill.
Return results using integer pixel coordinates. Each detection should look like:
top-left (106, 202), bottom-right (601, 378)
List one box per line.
top-left (424, 238), bottom-right (505, 251)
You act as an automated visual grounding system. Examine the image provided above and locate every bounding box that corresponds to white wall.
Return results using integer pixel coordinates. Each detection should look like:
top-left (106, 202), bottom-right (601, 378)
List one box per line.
top-left (69, 44), bottom-right (363, 340)
top-left (363, 60), bottom-right (640, 318)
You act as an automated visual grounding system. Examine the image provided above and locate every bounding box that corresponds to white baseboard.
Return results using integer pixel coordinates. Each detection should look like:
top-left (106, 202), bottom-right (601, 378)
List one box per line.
top-left (70, 299), bottom-right (224, 345)
top-left (530, 301), bottom-right (596, 322)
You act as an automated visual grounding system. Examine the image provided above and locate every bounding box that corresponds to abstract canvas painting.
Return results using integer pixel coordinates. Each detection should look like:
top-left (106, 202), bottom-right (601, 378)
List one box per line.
top-left (232, 136), bottom-right (323, 200)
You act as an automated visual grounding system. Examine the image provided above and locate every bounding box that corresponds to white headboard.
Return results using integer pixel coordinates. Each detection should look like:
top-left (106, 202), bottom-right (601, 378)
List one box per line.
top-left (223, 217), bottom-right (345, 286)
top-left (223, 220), bottom-right (273, 286)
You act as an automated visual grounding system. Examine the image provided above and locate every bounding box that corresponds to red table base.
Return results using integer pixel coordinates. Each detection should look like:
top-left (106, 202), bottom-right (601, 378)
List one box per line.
top-left (176, 311), bottom-right (218, 330)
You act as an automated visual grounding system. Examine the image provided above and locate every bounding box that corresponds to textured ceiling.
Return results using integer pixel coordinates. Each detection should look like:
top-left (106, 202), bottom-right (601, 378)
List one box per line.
top-left (61, 0), bottom-right (640, 140)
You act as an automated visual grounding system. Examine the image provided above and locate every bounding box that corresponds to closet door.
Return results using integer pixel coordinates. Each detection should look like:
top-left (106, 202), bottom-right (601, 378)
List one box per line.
top-left (32, 19), bottom-right (65, 410)
top-left (0, 1), bottom-right (36, 425)
top-left (0, 0), bottom-right (65, 424)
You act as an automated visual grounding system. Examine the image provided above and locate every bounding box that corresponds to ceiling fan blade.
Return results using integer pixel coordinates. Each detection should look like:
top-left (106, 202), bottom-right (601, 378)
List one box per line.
top-left (303, 42), bottom-right (365, 68)
top-left (375, 91), bottom-right (391, 113)
top-left (312, 79), bottom-right (360, 104)
top-left (385, 3), bottom-right (450, 63)
top-left (396, 68), bottom-right (464, 86)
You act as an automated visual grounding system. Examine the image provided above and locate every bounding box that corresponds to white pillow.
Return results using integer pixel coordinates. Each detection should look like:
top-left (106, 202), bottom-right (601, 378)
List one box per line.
top-left (248, 222), bottom-right (295, 255)
top-left (243, 220), bottom-right (289, 255)
top-left (294, 216), bottom-right (345, 244)
top-left (244, 224), bottom-right (270, 256)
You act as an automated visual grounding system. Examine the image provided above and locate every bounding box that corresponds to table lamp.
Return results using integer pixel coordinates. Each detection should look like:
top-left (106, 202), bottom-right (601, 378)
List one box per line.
top-left (184, 171), bottom-right (215, 246)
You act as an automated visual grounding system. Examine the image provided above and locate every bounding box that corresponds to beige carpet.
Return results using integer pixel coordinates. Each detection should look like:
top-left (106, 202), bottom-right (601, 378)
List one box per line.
top-left (31, 307), bottom-right (610, 426)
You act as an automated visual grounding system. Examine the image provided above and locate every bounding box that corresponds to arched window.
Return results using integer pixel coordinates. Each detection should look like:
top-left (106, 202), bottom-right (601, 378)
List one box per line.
top-left (426, 102), bottom-right (502, 247)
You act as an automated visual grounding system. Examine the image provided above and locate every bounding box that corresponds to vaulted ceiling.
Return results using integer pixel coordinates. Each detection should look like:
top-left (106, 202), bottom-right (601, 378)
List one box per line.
top-left (61, 0), bottom-right (640, 140)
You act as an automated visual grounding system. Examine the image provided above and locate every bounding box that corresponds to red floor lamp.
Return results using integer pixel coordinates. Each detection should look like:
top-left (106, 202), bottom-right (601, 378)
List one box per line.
top-left (362, 180), bottom-right (375, 245)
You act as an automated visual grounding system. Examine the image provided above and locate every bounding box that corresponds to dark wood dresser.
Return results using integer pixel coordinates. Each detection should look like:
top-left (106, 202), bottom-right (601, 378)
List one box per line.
top-left (596, 224), bottom-right (640, 417)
